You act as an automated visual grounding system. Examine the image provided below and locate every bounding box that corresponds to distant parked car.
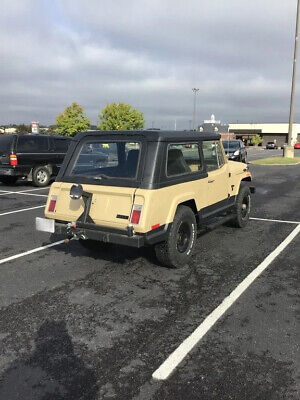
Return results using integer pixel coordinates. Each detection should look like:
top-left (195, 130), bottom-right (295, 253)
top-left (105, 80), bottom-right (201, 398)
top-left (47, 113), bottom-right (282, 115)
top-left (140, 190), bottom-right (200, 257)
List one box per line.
top-left (266, 141), bottom-right (278, 150)
top-left (294, 142), bottom-right (300, 149)
top-left (222, 140), bottom-right (247, 163)
top-left (0, 134), bottom-right (71, 186)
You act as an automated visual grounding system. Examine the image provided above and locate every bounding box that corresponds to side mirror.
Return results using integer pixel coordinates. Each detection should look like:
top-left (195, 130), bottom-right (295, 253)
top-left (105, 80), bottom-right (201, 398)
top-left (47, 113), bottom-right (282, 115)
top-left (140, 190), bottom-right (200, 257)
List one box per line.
top-left (70, 184), bottom-right (83, 200)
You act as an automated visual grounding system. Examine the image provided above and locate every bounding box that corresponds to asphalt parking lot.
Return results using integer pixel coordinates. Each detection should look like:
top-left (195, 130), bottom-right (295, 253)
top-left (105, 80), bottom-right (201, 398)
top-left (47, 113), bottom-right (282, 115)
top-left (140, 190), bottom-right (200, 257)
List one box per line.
top-left (0, 156), bottom-right (299, 399)
top-left (247, 146), bottom-right (300, 161)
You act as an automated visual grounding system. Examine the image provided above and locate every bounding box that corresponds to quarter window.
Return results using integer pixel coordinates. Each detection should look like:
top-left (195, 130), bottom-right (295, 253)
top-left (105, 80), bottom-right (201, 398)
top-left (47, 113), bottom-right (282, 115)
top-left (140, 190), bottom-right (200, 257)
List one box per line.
top-left (167, 143), bottom-right (202, 176)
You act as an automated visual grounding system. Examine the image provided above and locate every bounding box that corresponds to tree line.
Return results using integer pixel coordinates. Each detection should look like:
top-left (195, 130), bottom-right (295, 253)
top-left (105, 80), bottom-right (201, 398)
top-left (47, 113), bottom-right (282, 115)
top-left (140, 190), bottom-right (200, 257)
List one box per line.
top-left (4, 102), bottom-right (145, 136)
top-left (55, 102), bottom-right (144, 137)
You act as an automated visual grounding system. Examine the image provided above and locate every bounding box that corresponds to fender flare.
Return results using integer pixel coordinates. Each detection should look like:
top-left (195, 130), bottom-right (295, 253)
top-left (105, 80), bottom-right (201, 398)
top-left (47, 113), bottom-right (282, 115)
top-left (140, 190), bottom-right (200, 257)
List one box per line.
top-left (166, 192), bottom-right (198, 223)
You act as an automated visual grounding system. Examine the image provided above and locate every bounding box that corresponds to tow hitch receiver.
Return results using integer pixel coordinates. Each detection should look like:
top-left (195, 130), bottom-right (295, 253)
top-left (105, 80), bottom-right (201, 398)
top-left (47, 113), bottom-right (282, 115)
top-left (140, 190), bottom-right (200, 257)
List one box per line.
top-left (66, 222), bottom-right (86, 241)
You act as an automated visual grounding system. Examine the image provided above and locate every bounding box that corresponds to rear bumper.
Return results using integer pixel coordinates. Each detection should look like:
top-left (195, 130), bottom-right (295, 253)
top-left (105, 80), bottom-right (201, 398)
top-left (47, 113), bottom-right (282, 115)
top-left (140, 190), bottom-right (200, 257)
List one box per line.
top-left (0, 166), bottom-right (28, 177)
top-left (54, 221), bottom-right (170, 248)
top-left (0, 167), bottom-right (18, 176)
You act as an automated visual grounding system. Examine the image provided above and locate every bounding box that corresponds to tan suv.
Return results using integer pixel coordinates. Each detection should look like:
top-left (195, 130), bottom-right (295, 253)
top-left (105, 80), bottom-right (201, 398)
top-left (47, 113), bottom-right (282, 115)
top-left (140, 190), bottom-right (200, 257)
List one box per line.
top-left (36, 130), bottom-right (254, 268)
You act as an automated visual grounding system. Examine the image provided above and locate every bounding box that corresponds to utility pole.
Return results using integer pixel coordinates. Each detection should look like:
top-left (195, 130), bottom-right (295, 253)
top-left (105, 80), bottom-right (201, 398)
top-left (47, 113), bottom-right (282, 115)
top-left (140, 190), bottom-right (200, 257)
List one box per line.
top-left (174, 119), bottom-right (177, 131)
top-left (285, 0), bottom-right (300, 158)
top-left (192, 88), bottom-right (199, 131)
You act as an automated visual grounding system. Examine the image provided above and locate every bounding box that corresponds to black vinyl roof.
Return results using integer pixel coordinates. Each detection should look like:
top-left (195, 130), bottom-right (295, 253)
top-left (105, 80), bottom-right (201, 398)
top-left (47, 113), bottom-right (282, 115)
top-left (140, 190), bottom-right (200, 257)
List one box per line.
top-left (74, 130), bottom-right (220, 142)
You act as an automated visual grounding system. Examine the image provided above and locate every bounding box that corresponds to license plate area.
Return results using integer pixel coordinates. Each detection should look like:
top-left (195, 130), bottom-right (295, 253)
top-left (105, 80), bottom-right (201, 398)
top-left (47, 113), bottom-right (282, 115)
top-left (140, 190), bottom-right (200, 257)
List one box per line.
top-left (36, 217), bottom-right (55, 233)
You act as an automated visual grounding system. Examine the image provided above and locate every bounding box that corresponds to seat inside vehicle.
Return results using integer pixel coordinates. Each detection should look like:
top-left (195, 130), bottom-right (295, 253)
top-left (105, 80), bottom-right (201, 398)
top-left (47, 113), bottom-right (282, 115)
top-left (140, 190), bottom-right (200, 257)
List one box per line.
top-left (167, 149), bottom-right (191, 175)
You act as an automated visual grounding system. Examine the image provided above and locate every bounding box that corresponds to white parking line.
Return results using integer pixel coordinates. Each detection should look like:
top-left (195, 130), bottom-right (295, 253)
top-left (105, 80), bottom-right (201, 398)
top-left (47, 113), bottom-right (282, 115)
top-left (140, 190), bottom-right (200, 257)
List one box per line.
top-left (0, 191), bottom-right (48, 197)
top-left (251, 217), bottom-right (300, 224)
top-left (0, 240), bottom-right (66, 266)
top-left (152, 223), bottom-right (300, 380)
top-left (0, 205), bottom-right (45, 217)
top-left (0, 187), bottom-right (48, 193)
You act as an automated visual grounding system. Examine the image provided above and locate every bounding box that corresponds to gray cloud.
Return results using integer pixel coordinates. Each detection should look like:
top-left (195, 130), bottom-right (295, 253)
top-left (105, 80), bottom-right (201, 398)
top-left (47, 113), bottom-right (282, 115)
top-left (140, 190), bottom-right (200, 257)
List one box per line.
top-left (0, 0), bottom-right (299, 128)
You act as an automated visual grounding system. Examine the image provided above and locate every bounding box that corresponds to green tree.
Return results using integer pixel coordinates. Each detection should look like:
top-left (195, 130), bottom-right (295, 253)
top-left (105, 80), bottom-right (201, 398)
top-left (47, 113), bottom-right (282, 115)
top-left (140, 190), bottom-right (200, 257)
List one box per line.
top-left (250, 134), bottom-right (263, 146)
top-left (98, 102), bottom-right (145, 130)
top-left (15, 124), bottom-right (31, 133)
top-left (55, 102), bottom-right (90, 137)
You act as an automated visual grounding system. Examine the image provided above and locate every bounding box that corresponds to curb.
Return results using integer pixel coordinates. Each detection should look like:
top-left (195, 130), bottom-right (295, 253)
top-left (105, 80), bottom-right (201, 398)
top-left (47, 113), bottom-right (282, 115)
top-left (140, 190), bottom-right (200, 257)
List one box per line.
top-left (249, 162), bottom-right (300, 166)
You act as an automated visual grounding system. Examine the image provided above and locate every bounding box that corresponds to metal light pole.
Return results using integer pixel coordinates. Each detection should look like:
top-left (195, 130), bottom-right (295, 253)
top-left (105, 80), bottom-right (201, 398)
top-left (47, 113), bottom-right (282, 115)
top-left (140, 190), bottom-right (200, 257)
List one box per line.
top-left (192, 88), bottom-right (199, 131)
top-left (285, 0), bottom-right (300, 158)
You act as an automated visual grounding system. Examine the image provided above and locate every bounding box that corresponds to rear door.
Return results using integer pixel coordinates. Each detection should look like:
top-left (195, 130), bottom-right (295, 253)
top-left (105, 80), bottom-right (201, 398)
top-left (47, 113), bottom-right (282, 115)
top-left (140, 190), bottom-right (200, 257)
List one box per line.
top-left (0, 135), bottom-right (15, 166)
top-left (16, 135), bottom-right (51, 169)
top-left (51, 182), bottom-right (137, 228)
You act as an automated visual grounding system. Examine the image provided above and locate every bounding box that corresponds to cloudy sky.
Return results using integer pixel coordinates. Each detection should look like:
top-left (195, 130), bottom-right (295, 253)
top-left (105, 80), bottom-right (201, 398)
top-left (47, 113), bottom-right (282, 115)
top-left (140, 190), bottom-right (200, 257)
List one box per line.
top-left (0, 0), bottom-right (299, 129)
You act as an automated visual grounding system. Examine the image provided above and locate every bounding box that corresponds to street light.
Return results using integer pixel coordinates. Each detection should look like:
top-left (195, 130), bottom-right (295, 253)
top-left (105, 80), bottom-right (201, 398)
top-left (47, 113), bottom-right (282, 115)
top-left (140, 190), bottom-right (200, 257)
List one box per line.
top-left (284, 0), bottom-right (300, 158)
top-left (192, 88), bottom-right (199, 130)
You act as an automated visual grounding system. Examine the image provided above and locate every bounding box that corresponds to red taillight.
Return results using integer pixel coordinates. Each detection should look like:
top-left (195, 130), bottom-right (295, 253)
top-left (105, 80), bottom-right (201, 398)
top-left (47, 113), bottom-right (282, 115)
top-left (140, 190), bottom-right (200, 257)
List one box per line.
top-left (130, 204), bottom-right (142, 224)
top-left (48, 196), bottom-right (57, 212)
top-left (10, 154), bottom-right (18, 166)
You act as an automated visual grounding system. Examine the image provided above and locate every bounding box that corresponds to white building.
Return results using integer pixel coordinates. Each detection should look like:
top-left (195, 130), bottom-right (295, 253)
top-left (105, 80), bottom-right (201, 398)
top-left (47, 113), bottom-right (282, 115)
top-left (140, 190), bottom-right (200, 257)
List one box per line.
top-left (228, 123), bottom-right (300, 147)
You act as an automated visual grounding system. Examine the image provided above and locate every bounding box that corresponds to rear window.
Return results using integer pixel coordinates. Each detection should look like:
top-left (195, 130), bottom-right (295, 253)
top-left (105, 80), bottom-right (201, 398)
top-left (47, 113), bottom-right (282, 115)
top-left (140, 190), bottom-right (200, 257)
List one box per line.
top-left (0, 135), bottom-right (14, 153)
top-left (17, 136), bottom-right (49, 152)
top-left (70, 141), bottom-right (141, 180)
top-left (222, 140), bottom-right (240, 149)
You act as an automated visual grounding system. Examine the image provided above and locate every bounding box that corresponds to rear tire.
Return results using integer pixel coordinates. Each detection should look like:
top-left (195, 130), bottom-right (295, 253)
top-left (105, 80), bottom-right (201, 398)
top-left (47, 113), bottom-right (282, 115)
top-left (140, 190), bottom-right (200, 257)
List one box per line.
top-left (0, 176), bottom-right (18, 185)
top-left (32, 166), bottom-right (51, 187)
top-left (154, 205), bottom-right (197, 268)
top-left (230, 184), bottom-right (251, 228)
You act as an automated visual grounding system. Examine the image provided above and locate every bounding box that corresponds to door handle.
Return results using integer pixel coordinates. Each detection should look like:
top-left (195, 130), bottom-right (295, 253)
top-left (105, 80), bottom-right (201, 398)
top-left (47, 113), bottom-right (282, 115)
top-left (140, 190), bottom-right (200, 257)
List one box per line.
top-left (208, 179), bottom-right (215, 183)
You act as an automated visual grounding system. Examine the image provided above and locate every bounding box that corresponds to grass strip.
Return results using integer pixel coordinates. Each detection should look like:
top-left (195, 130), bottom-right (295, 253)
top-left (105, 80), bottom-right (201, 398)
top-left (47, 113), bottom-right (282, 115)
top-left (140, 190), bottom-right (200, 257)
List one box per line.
top-left (252, 157), bottom-right (300, 165)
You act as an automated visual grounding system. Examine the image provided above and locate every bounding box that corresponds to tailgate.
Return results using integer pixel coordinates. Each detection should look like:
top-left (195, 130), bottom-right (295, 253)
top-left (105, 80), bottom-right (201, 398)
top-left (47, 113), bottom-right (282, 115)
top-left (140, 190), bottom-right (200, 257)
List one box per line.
top-left (45, 182), bottom-right (137, 229)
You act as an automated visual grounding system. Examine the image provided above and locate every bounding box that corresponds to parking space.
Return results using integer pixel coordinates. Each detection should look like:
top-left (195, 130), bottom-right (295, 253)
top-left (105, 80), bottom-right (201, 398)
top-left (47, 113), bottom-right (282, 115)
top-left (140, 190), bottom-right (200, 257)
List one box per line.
top-left (0, 165), bottom-right (299, 399)
top-left (0, 183), bottom-right (49, 214)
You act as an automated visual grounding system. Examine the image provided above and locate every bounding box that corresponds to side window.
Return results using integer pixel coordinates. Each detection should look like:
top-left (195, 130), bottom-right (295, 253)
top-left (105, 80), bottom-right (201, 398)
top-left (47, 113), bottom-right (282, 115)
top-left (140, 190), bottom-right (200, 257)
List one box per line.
top-left (54, 138), bottom-right (70, 152)
top-left (202, 141), bottom-right (219, 172)
top-left (215, 141), bottom-right (225, 167)
top-left (167, 143), bottom-right (202, 176)
top-left (17, 136), bottom-right (49, 152)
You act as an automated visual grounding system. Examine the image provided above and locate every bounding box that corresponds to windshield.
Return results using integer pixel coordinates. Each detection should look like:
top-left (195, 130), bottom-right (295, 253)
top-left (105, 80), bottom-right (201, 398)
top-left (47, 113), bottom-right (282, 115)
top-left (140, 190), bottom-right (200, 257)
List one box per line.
top-left (222, 140), bottom-right (240, 150)
top-left (0, 135), bottom-right (14, 153)
top-left (70, 141), bottom-right (141, 179)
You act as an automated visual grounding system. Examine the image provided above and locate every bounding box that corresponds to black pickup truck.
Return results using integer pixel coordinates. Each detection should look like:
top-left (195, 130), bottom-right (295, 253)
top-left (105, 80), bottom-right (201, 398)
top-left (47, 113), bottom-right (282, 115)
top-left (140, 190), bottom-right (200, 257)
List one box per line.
top-left (0, 134), bottom-right (71, 186)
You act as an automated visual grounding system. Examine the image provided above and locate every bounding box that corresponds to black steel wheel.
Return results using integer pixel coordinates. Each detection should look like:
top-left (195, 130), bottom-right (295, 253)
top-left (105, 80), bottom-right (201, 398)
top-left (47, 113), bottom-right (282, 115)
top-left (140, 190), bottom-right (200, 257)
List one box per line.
top-left (154, 205), bottom-right (197, 268)
top-left (230, 184), bottom-right (251, 228)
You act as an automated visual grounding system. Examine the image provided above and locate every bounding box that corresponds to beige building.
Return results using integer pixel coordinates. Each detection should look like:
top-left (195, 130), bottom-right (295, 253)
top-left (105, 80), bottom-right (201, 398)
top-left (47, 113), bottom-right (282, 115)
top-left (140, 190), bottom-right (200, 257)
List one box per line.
top-left (0, 127), bottom-right (17, 134)
top-left (228, 123), bottom-right (300, 147)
